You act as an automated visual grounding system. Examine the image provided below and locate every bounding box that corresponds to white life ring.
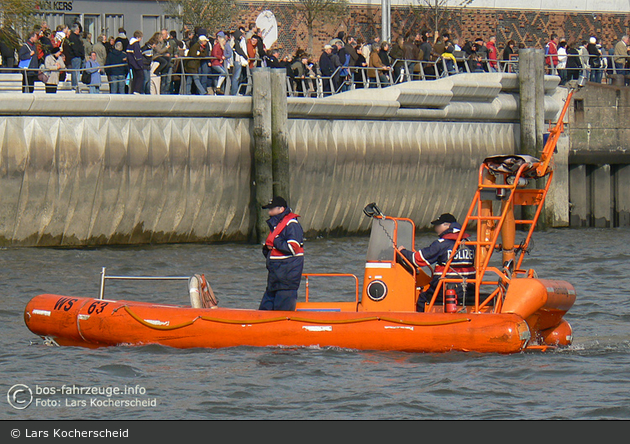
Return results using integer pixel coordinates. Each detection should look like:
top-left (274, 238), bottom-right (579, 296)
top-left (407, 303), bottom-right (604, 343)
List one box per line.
top-left (188, 274), bottom-right (218, 309)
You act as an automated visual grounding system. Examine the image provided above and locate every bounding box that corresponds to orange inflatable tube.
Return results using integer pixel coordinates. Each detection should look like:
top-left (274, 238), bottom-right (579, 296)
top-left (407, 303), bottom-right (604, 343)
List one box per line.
top-left (501, 278), bottom-right (576, 346)
top-left (24, 294), bottom-right (532, 354)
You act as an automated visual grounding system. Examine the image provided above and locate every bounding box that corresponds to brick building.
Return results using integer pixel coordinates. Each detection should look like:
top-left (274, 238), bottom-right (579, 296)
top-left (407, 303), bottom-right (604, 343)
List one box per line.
top-left (32, 0), bottom-right (630, 57)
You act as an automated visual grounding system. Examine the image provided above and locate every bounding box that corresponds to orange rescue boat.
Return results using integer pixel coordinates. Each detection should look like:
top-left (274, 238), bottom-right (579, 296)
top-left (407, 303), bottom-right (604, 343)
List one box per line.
top-left (23, 86), bottom-right (579, 354)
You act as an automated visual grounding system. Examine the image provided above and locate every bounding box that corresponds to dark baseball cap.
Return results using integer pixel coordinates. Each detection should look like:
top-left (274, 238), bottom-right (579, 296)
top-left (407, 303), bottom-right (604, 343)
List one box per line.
top-left (262, 196), bottom-right (287, 209)
top-left (431, 213), bottom-right (457, 225)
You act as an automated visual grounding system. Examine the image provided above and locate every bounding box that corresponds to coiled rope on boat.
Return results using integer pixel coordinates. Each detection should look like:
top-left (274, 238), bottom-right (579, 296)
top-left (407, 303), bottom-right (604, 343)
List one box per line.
top-left (119, 306), bottom-right (471, 331)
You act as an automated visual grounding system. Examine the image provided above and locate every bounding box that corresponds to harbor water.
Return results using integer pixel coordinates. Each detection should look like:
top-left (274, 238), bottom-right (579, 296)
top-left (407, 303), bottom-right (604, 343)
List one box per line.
top-left (1, 228), bottom-right (629, 420)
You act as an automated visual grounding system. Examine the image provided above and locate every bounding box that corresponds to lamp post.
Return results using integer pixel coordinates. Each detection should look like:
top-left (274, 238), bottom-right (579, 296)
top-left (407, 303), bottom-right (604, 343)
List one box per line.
top-left (381, 0), bottom-right (391, 43)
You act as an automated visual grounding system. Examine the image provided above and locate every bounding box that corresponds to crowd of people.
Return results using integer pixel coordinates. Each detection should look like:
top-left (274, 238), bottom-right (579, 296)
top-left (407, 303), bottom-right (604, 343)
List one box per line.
top-left (2, 21), bottom-right (269, 94)
top-left (2, 21), bottom-right (630, 95)
top-left (544, 33), bottom-right (630, 86)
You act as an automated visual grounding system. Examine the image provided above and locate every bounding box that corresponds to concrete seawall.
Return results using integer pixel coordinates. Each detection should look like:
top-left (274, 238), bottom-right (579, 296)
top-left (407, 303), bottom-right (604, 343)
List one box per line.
top-left (567, 84), bottom-right (630, 228)
top-left (0, 73), bottom-right (564, 246)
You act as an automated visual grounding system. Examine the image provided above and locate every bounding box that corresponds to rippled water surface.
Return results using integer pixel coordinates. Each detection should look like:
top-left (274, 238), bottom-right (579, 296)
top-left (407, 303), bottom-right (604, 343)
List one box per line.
top-left (1, 228), bottom-right (629, 420)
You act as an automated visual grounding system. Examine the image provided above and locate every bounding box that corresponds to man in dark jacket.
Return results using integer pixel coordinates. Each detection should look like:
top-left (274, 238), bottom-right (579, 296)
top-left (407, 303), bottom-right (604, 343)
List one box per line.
top-left (342, 36), bottom-right (359, 66)
top-left (264, 48), bottom-right (282, 68)
top-left (105, 41), bottom-right (128, 93)
top-left (18, 32), bottom-right (39, 93)
top-left (184, 34), bottom-right (209, 94)
top-left (319, 44), bottom-right (335, 94)
top-left (398, 213), bottom-right (475, 312)
top-left (114, 28), bottom-right (129, 51)
top-left (68, 23), bottom-right (84, 90)
top-left (565, 42), bottom-right (582, 81)
top-left (126, 30), bottom-right (144, 94)
top-left (0, 26), bottom-right (18, 69)
top-left (231, 28), bottom-right (248, 95)
top-left (259, 196), bottom-right (305, 311)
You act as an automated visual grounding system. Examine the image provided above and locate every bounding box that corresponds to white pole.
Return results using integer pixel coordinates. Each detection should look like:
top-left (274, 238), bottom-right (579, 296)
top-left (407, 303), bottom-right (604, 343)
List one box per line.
top-left (381, 0), bottom-right (391, 43)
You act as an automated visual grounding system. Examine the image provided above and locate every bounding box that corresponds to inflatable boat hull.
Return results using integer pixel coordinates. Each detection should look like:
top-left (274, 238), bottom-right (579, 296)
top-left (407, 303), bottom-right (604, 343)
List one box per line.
top-left (24, 294), bottom-right (532, 353)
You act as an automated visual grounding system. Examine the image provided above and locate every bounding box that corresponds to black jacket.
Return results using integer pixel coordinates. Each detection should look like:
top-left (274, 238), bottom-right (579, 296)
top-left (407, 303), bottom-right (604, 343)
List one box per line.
top-left (105, 49), bottom-right (128, 76)
top-left (115, 36), bottom-right (129, 51)
top-left (1, 39), bottom-right (15, 60)
top-left (379, 48), bottom-right (391, 66)
top-left (265, 54), bottom-right (282, 68)
top-left (566, 48), bottom-right (582, 69)
top-left (68, 32), bottom-right (84, 59)
top-left (319, 51), bottom-right (335, 76)
top-left (587, 43), bottom-right (601, 67)
top-left (18, 41), bottom-right (38, 69)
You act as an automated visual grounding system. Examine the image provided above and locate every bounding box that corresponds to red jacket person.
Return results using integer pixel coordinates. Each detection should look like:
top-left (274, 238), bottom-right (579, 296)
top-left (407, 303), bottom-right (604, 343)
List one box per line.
top-left (259, 196), bottom-right (305, 311)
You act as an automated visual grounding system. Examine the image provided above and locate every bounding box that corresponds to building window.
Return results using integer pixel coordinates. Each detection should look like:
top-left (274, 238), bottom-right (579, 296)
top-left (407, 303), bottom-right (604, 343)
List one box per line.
top-left (105, 14), bottom-right (124, 37)
top-left (142, 15), bottom-right (160, 37)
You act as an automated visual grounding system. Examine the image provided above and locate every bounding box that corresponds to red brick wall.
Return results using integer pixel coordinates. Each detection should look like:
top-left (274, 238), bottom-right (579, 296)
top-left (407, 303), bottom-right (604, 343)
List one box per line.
top-left (231, 3), bottom-right (630, 59)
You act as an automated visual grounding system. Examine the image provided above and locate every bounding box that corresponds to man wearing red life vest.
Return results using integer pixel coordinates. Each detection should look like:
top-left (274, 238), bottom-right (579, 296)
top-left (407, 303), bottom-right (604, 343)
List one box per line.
top-left (259, 196), bottom-right (305, 311)
top-left (398, 213), bottom-right (475, 312)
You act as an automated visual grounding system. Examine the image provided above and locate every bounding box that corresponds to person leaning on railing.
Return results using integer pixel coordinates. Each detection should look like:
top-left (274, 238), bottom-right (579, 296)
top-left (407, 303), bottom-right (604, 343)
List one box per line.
top-left (319, 44), bottom-right (335, 94)
top-left (105, 41), bottom-right (128, 94)
top-left (557, 40), bottom-right (568, 85)
top-left (587, 37), bottom-right (603, 84)
top-left (390, 36), bottom-right (404, 82)
top-left (18, 32), bottom-right (39, 93)
top-left (1, 34), bottom-right (16, 69)
top-left (93, 34), bottom-right (108, 67)
top-left (614, 35), bottom-right (629, 78)
top-left (247, 34), bottom-right (262, 69)
top-left (544, 33), bottom-right (559, 74)
top-left (403, 34), bottom-right (419, 80)
top-left (291, 54), bottom-right (316, 97)
top-left (565, 41), bottom-right (582, 82)
top-left (487, 36), bottom-right (498, 72)
top-left (68, 24), bottom-right (85, 91)
top-left (441, 45), bottom-right (457, 75)
top-left (367, 41), bottom-right (391, 87)
top-left (210, 32), bottom-right (228, 95)
top-left (85, 51), bottom-right (101, 94)
top-left (43, 46), bottom-right (65, 94)
top-left (353, 40), bottom-right (368, 88)
top-left (231, 28), bottom-right (249, 96)
top-left (126, 30), bottom-right (144, 94)
top-left (184, 34), bottom-right (210, 95)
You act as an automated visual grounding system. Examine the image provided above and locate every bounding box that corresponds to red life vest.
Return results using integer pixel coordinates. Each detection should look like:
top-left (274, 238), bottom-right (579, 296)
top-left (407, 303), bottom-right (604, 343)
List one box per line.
top-left (265, 212), bottom-right (304, 259)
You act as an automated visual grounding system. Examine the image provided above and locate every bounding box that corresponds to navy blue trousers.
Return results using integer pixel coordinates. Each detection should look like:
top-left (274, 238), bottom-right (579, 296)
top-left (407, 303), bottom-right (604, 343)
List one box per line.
top-left (259, 289), bottom-right (298, 311)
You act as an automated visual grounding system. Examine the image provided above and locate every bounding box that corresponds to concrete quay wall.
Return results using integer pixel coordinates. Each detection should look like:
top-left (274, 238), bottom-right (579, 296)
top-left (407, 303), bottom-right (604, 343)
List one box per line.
top-left (0, 73), bottom-right (565, 246)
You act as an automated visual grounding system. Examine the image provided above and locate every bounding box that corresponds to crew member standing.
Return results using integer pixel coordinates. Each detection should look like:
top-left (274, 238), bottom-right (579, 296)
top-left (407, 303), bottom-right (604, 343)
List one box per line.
top-left (259, 196), bottom-right (304, 311)
top-left (398, 213), bottom-right (475, 312)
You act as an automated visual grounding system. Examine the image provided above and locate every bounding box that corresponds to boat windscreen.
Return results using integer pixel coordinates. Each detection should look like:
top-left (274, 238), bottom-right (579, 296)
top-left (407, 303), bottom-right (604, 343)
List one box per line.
top-left (366, 218), bottom-right (395, 262)
top-left (397, 220), bottom-right (414, 252)
top-left (366, 218), bottom-right (413, 262)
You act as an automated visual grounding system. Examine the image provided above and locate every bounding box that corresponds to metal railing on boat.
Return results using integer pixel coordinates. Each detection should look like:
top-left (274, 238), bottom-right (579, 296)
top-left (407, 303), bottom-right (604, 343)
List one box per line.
top-left (98, 267), bottom-right (189, 300)
top-left (302, 273), bottom-right (360, 304)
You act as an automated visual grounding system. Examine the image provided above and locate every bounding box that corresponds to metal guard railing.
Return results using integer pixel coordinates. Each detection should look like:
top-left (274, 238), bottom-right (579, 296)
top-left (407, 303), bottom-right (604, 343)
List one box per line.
top-left (2, 52), bottom-right (628, 95)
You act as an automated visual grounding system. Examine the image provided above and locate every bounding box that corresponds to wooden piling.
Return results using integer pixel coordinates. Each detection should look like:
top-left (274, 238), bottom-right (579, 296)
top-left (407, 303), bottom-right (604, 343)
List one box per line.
top-left (270, 68), bottom-right (290, 203)
top-left (518, 49), bottom-right (537, 158)
top-left (252, 68), bottom-right (274, 243)
top-left (519, 49), bottom-right (546, 226)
